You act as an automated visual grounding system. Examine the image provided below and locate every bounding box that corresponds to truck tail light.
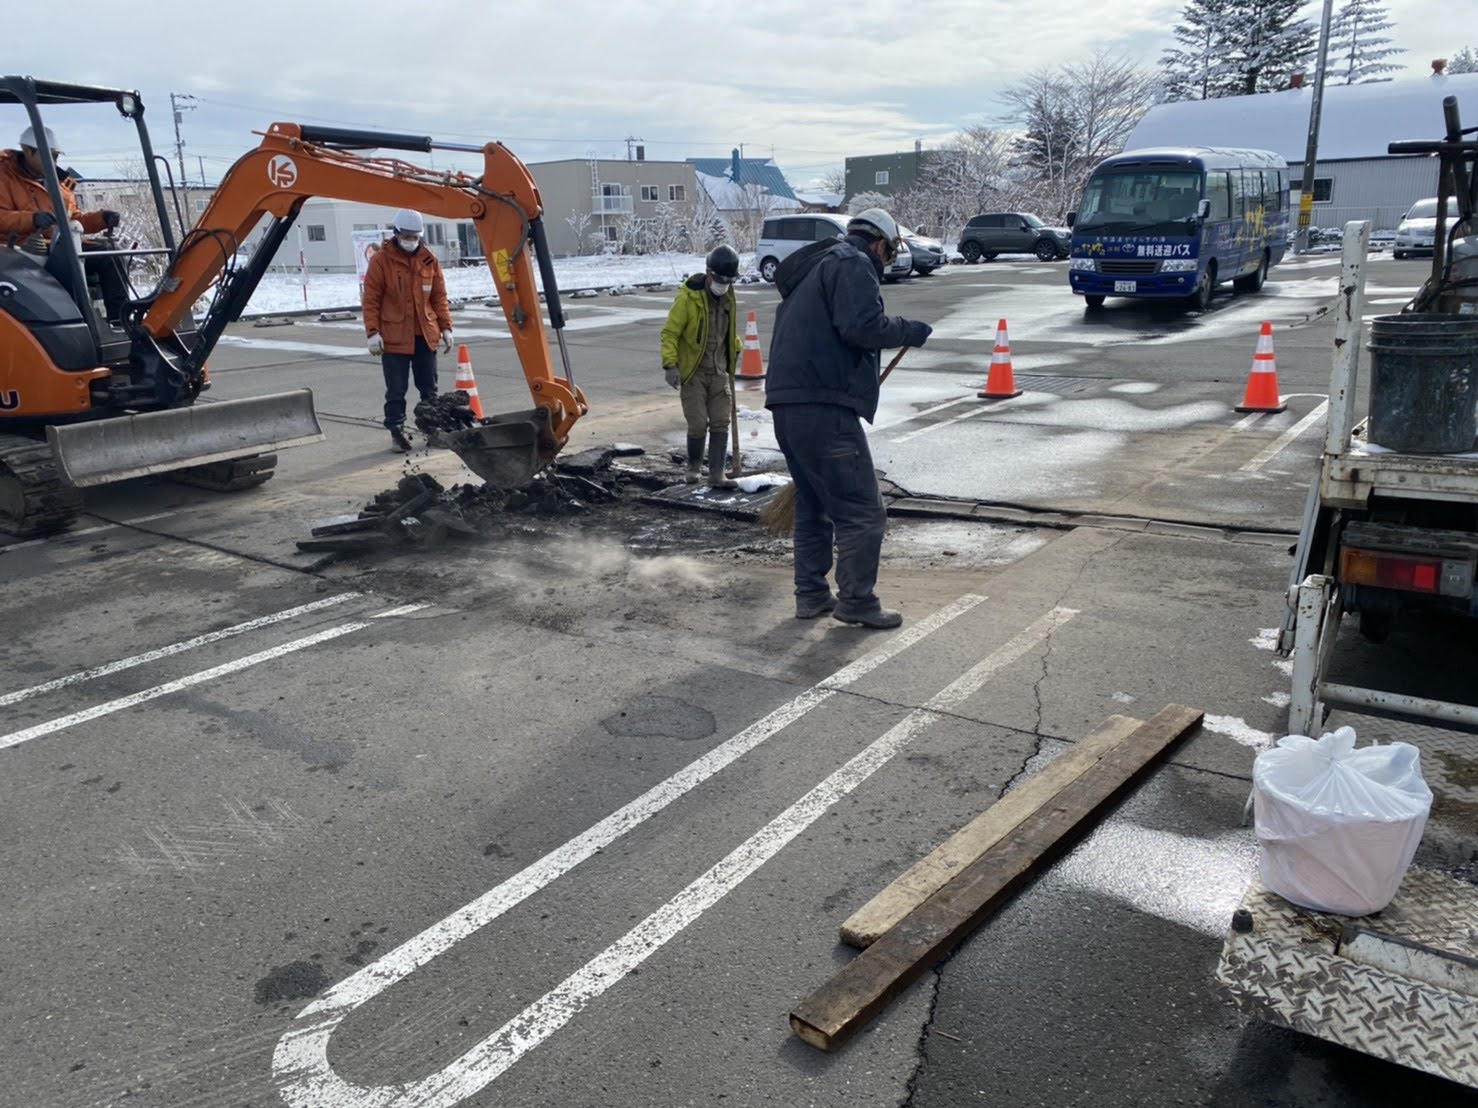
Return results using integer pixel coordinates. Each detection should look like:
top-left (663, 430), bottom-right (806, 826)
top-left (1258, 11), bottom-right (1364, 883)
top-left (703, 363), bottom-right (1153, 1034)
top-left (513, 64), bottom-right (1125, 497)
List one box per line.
top-left (1341, 548), bottom-right (1442, 593)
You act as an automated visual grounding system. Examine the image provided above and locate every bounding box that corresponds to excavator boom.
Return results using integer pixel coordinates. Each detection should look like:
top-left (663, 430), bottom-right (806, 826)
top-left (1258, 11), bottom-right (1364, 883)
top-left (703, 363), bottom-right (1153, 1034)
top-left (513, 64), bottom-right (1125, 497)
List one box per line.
top-left (148, 124), bottom-right (586, 487)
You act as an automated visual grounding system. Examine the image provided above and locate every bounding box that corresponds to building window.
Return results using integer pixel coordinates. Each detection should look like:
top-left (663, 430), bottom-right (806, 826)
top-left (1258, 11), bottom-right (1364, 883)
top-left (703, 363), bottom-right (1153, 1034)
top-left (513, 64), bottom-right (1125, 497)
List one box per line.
top-left (1291, 176), bottom-right (1334, 203)
top-left (426, 223), bottom-right (446, 246)
top-left (641, 185), bottom-right (659, 202)
top-left (194, 198), bottom-right (209, 213)
top-left (668, 184), bottom-right (686, 202)
top-left (306, 225), bottom-right (326, 242)
top-left (604, 225), bottom-right (619, 242)
top-left (875, 170), bottom-right (889, 186)
top-left (352, 223), bottom-right (378, 231)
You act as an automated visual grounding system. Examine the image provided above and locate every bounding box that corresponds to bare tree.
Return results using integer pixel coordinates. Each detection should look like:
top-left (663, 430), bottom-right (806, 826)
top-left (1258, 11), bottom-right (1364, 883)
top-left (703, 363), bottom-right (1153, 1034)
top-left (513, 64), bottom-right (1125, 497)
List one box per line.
top-left (682, 186), bottom-right (727, 252)
top-left (647, 202), bottom-right (687, 253)
top-left (903, 125), bottom-right (1028, 241)
top-left (846, 190), bottom-right (891, 215)
top-left (815, 167), bottom-right (846, 195)
top-left (1001, 52), bottom-right (1162, 219)
top-left (727, 182), bottom-right (779, 252)
top-left (565, 209), bottom-right (593, 256)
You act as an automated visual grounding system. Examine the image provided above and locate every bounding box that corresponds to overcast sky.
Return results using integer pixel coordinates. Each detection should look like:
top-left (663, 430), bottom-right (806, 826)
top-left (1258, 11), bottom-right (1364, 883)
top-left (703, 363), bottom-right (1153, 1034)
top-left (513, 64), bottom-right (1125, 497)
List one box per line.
top-left (4, 0), bottom-right (1463, 189)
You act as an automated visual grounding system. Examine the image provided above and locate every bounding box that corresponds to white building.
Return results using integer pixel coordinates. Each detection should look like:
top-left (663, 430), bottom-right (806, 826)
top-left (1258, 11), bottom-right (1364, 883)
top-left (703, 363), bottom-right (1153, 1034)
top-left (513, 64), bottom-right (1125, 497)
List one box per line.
top-left (1126, 73), bottom-right (1478, 230)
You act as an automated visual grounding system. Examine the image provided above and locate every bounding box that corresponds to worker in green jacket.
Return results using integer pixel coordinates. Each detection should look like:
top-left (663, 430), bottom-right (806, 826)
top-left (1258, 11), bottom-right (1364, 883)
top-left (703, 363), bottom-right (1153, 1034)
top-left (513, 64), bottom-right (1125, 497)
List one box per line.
top-left (660, 245), bottom-right (743, 487)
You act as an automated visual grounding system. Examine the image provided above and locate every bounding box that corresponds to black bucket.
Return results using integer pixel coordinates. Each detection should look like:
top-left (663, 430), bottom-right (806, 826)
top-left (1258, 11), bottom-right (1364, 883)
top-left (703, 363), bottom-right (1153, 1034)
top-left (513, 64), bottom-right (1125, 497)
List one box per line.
top-left (1367, 313), bottom-right (1478, 453)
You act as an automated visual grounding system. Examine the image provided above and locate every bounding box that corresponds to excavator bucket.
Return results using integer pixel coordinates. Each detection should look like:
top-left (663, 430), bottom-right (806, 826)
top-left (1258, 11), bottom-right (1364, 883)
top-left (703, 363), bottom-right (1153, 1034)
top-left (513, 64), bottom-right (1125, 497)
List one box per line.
top-left (46, 389), bottom-right (324, 487)
top-left (445, 407), bottom-right (557, 490)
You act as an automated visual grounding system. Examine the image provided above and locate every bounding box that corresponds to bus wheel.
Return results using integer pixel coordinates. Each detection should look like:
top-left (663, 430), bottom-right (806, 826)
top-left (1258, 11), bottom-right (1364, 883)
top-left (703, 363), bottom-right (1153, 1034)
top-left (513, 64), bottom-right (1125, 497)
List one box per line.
top-left (1186, 264), bottom-right (1215, 311)
top-left (1083, 294), bottom-right (1105, 309)
top-left (1234, 251), bottom-right (1268, 293)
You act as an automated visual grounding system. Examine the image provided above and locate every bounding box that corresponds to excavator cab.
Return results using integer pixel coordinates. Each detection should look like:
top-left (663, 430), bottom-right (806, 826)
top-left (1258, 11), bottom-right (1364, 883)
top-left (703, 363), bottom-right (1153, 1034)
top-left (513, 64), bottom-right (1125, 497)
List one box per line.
top-left (0, 76), bottom-right (323, 536)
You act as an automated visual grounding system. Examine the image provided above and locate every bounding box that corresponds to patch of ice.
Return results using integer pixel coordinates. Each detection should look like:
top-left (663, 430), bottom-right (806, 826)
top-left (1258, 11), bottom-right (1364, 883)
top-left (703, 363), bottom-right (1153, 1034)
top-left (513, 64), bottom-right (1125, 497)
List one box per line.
top-left (1249, 627), bottom-right (1279, 652)
top-left (733, 473), bottom-right (789, 493)
top-left (1203, 713), bottom-right (1278, 749)
top-left (1108, 382), bottom-right (1160, 394)
top-left (1262, 692), bottom-right (1292, 708)
top-left (1112, 691), bottom-right (1137, 704)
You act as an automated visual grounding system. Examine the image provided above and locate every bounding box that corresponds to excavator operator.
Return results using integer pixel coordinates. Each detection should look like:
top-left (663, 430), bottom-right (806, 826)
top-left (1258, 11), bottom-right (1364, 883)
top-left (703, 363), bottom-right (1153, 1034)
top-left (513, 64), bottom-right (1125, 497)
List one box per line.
top-left (0, 124), bottom-right (128, 325)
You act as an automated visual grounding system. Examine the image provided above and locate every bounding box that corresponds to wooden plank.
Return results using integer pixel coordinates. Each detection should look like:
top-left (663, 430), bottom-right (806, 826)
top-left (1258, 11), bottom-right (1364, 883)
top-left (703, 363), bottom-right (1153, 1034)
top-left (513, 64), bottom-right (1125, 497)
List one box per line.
top-left (790, 704), bottom-right (1203, 1052)
top-left (840, 714), bottom-right (1144, 949)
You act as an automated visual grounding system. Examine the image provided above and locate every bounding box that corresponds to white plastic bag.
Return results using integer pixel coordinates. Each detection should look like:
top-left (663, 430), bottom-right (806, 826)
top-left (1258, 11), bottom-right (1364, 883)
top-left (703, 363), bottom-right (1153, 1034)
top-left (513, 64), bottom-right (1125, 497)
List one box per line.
top-left (1253, 726), bottom-right (1432, 916)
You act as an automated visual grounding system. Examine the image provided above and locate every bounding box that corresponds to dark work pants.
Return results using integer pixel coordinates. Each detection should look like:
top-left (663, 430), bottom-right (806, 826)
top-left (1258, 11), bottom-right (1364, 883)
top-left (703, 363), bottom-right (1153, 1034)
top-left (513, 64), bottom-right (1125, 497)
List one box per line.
top-left (381, 336), bottom-right (439, 429)
top-left (81, 242), bottom-right (129, 323)
top-left (771, 402), bottom-right (887, 616)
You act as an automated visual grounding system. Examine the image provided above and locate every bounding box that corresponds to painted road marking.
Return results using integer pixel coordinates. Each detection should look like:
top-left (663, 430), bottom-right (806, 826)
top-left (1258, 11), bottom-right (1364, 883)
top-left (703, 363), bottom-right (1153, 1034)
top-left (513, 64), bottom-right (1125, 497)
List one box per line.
top-left (373, 604), bottom-right (430, 619)
top-left (876, 395), bottom-right (976, 437)
top-left (1240, 401), bottom-right (1328, 472)
top-left (2, 511), bottom-right (178, 553)
top-left (0, 623), bottom-right (368, 752)
top-left (889, 401), bottom-right (994, 445)
top-left (271, 596), bottom-right (989, 1103)
top-left (0, 593), bottom-right (362, 709)
top-left (272, 603), bottom-right (1072, 1107)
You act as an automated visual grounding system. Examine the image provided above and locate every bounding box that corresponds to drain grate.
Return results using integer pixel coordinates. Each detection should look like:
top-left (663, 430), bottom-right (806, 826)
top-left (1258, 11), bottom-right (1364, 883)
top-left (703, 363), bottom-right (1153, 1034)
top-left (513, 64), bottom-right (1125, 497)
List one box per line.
top-left (1013, 374), bottom-right (1094, 395)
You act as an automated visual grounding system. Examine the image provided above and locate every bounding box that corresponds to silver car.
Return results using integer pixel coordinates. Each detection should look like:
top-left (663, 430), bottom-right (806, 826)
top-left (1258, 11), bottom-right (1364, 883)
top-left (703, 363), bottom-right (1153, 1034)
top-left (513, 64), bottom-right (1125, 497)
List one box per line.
top-left (900, 228), bottom-right (947, 275)
top-left (1393, 197), bottom-right (1440, 259)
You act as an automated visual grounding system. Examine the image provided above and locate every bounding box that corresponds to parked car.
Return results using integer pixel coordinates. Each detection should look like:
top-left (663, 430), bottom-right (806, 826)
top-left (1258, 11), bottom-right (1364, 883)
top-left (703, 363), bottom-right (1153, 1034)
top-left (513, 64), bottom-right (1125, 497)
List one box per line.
top-left (900, 227), bottom-right (947, 275)
top-left (756, 213), bottom-right (911, 283)
top-left (1393, 197), bottom-right (1440, 259)
top-left (959, 212), bottom-right (1071, 262)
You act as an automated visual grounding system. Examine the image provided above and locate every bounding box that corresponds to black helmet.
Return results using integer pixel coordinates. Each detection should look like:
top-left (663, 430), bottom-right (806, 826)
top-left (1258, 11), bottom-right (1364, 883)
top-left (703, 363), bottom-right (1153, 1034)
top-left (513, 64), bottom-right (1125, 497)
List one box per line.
top-left (706, 245), bottom-right (740, 280)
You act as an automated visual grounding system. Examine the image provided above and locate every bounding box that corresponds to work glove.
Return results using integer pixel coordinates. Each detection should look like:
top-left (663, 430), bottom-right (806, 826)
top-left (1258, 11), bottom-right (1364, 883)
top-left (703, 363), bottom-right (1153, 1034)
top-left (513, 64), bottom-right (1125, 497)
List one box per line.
top-left (102, 210), bottom-right (121, 230)
top-left (367, 333), bottom-right (384, 356)
top-left (663, 366), bottom-right (680, 390)
top-left (32, 211), bottom-right (56, 231)
top-left (440, 329), bottom-right (454, 354)
top-left (903, 320), bottom-right (933, 349)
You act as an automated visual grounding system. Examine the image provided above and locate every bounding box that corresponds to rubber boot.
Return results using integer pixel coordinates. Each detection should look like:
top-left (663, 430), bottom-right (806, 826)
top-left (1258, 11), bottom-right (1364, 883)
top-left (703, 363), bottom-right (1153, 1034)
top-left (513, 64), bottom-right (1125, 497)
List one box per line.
top-left (685, 435), bottom-right (704, 484)
top-left (707, 430), bottom-right (737, 489)
top-left (389, 426), bottom-right (413, 453)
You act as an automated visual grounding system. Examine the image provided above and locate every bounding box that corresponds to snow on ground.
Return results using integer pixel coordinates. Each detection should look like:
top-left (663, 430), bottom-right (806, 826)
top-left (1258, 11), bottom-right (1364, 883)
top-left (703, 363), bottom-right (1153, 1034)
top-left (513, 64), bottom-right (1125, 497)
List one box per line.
top-left (227, 250), bottom-right (750, 316)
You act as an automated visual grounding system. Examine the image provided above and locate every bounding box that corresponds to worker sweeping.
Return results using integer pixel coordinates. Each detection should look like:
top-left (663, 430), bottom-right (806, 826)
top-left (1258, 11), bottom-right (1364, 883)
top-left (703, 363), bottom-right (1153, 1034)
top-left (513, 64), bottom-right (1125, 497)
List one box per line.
top-left (764, 208), bottom-right (932, 629)
top-left (661, 245), bottom-right (743, 488)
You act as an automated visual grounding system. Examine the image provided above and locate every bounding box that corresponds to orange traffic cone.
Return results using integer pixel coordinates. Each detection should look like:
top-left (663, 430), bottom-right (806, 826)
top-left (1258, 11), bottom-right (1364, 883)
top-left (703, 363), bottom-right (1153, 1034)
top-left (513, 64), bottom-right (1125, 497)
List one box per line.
top-left (977, 318), bottom-right (1022, 400)
top-left (453, 344), bottom-right (485, 419)
top-left (1235, 322), bottom-right (1286, 413)
top-left (739, 311), bottom-right (766, 379)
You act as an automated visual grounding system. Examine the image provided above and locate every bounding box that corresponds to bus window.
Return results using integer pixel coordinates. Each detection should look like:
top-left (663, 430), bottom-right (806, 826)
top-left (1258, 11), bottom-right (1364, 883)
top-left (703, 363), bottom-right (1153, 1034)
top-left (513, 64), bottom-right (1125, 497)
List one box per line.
top-left (1230, 170), bottom-right (1249, 217)
top-left (1206, 172), bottom-right (1231, 220)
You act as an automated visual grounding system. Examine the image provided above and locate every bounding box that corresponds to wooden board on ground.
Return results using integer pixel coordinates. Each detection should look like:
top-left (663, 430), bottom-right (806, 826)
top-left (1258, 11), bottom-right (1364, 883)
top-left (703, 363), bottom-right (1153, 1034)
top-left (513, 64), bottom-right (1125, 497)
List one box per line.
top-left (790, 704), bottom-right (1203, 1053)
top-left (840, 713), bottom-right (1145, 949)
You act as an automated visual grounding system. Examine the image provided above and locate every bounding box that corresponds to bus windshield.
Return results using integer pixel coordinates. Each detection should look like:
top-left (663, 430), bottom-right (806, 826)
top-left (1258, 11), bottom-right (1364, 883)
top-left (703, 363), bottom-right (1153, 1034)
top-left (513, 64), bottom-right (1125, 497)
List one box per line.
top-left (1075, 170), bottom-right (1202, 233)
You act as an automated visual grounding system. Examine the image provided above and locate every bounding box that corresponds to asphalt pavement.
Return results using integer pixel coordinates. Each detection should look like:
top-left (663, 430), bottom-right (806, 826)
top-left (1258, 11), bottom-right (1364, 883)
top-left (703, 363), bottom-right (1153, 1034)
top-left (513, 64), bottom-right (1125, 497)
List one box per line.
top-left (4, 253), bottom-right (1476, 1108)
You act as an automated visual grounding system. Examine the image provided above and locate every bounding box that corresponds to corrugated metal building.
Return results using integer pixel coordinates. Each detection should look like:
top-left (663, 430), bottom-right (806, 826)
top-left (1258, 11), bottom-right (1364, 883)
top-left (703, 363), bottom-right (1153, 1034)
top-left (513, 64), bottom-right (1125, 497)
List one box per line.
top-left (1127, 73), bottom-right (1478, 231)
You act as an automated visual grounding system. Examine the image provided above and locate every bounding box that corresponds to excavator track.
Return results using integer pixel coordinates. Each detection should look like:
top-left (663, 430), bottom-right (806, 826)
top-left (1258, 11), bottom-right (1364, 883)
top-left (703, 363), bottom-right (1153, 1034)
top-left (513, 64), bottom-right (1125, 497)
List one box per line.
top-left (0, 434), bottom-right (83, 538)
top-left (171, 453), bottom-right (278, 492)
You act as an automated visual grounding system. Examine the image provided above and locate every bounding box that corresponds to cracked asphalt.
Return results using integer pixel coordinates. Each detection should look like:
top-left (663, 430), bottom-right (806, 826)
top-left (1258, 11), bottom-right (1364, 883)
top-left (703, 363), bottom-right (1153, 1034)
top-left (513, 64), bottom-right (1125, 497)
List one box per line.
top-left (5, 256), bottom-right (1476, 1107)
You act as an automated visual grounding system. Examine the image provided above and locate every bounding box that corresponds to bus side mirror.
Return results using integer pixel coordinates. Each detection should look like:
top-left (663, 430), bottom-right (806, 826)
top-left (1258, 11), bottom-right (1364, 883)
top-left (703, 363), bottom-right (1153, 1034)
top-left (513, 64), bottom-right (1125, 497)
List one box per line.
top-left (1066, 211), bottom-right (1076, 228)
top-left (1196, 199), bottom-right (1211, 221)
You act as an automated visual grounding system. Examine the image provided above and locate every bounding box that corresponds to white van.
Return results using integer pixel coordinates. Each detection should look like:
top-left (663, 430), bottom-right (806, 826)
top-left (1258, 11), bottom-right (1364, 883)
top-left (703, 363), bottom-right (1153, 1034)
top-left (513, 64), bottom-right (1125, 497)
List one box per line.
top-left (756, 214), bottom-right (911, 283)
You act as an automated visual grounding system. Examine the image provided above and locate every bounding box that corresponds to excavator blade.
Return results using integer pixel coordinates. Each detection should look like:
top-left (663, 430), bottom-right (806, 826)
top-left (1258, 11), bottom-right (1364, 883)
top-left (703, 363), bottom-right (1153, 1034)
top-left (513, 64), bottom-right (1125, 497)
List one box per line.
top-left (445, 407), bottom-right (557, 490)
top-left (46, 389), bottom-right (324, 487)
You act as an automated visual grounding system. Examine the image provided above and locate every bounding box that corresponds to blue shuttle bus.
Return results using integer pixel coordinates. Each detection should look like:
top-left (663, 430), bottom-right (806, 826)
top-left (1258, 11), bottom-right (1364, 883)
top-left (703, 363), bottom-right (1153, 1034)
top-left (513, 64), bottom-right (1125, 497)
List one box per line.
top-left (1067, 147), bottom-right (1289, 310)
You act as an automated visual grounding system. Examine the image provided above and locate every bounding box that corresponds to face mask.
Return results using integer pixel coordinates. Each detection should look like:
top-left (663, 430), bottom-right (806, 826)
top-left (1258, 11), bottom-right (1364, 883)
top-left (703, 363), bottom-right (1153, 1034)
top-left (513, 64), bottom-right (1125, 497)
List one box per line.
top-left (396, 236), bottom-right (420, 252)
top-left (709, 280), bottom-right (731, 296)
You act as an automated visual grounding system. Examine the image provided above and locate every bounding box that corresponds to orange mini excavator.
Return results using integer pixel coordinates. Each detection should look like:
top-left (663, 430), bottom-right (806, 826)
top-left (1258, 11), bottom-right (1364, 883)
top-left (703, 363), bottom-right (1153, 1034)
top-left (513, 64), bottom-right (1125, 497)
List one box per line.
top-left (0, 76), bottom-right (587, 535)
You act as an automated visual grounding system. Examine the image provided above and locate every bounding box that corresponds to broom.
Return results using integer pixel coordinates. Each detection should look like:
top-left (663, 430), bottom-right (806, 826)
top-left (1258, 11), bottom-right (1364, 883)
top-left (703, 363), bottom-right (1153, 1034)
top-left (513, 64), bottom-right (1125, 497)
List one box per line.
top-left (758, 346), bottom-right (909, 537)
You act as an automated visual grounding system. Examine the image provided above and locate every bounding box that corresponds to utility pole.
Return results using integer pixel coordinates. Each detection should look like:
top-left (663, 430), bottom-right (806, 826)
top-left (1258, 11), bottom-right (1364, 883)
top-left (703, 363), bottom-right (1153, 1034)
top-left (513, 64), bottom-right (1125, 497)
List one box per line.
top-left (1295, 0), bottom-right (1335, 254)
top-left (169, 94), bottom-right (196, 230)
top-left (196, 155), bottom-right (206, 188)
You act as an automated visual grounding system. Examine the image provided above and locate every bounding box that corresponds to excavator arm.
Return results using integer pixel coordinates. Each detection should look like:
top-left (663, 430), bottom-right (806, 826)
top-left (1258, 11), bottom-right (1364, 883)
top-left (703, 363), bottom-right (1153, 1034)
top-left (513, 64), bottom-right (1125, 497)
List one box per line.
top-left (142, 123), bottom-right (586, 486)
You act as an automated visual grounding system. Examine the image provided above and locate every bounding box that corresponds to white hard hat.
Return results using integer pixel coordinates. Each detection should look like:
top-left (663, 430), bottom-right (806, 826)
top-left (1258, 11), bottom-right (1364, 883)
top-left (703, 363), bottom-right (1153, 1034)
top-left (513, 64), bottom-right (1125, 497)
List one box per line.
top-left (847, 207), bottom-right (900, 248)
top-left (19, 124), bottom-right (60, 154)
top-left (391, 209), bottom-right (425, 234)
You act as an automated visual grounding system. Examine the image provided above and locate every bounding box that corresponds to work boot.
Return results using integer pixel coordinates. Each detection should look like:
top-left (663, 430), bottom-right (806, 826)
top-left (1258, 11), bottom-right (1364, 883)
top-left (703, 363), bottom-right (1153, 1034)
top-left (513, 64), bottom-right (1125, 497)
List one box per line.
top-left (707, 430), bottom-right (737, 489)
top-left (795, 593), bottom-right (837, 620)
top-left (389, 426), bottom-right (413, 453)
top-left (685, 435), bottom-right (704, 484)
top-left (833, 607), bottom-right (903, 630)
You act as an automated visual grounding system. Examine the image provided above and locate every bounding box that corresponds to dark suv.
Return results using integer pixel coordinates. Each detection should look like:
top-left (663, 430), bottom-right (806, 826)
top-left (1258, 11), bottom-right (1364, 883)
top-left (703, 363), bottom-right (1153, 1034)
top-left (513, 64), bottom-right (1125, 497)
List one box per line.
top-left (959, 213), bottom-right (1071, 262)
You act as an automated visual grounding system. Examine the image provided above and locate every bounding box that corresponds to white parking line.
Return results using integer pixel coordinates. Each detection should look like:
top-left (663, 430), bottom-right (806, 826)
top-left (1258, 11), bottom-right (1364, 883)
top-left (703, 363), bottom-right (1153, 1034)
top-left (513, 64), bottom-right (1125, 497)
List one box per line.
top-left (1240, 401), bottom-right (1328, 472)
top-left (0, 593), bottom-right (361, 709)
top-left (273, 602), bottom-right (1072, 1107)
top-left (889, 401), bottom-right (991, 444)
top-left (3, 511), bottom-right (178, 553)
top-left (0, 623), bottom-right (368, 752)
top-left (876, 395), bottom-right (977, 437)
top-left (271, 594), bottom-right (989, 1104)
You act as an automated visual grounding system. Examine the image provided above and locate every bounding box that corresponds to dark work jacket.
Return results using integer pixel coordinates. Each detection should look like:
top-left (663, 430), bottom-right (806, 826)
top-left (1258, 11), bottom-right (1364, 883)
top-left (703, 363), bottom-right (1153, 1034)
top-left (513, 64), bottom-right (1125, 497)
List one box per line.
top-left (764, 233), bottom-right (909, 423)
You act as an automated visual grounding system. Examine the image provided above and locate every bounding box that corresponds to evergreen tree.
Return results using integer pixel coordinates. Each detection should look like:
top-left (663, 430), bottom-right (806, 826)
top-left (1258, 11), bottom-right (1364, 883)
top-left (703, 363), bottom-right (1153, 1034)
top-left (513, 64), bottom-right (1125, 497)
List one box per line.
top-left (1327, 0), bottom-right (1403, 84)
top-left (1449, 46), bottom-right (1478, 75)
top-left (1161, 0), bottom-right (1316, 99)
top-left (1160, 0), bottom-right (1240, 101)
